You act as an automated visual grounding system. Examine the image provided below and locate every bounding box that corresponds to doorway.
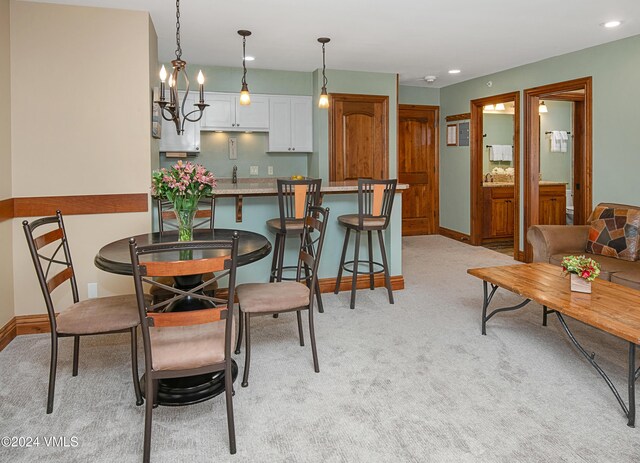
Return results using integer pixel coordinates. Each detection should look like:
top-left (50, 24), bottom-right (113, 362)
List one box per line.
top-left (523, 77), bottom-right (593, 262)
top-left (470, 92), bottom-right (521, 260)
top-left (398, 104), bottom-right (439, 235)
top-left (329, 93), bottom-right (389, 181)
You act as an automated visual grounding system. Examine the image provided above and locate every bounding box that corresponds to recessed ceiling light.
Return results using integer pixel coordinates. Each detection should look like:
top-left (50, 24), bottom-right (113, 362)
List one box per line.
top-left (244, 56), bottom-right (255, 61)
top-left (603, 20), bottom-right (622, 28)
top-left (448, 69), bottom-right (461, 74)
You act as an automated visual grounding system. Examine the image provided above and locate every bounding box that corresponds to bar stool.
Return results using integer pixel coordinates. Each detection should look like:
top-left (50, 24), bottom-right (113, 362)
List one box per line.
top-left (334, 178), bottom-right (397, 309)
top-left (266, 178), bottom-right (324, 313)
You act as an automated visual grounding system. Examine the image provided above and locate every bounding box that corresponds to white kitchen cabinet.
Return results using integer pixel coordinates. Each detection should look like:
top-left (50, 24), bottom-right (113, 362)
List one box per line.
top-left (268, 96), bottom-right (312, 152)
top-left (159, 92), bottom-right (201, 153)
top-left (200, 93), bottom-right (269, 131)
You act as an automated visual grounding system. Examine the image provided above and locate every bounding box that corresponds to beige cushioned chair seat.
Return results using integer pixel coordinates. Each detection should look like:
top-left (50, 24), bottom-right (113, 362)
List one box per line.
top-left (266, 218), bottom-right (304, 233)
top-left (150, 318), bottom-right (234, 371)
top-left (550, 253), bottom-right (640, 282)
top-left (338, 214), bottom-right (385, 229)
top-left (56, 294), bottom-right (143, 335)
top-left (610, 272), bottom-right (640, 291)
top-left (237, 281), bottom-right (310, 313)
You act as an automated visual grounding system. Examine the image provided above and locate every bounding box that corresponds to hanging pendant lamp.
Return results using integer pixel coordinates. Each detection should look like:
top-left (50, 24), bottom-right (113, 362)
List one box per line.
top-left (154, 0), bottom-right (207, 135)
top-left (238, 30), bottom-right (252, 106)
top-left (317, 37), bottom-right (331, 109)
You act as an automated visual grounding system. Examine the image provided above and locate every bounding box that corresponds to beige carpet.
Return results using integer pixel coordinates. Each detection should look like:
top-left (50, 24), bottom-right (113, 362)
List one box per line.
top-left (1, 235), bottom-right (638, 462)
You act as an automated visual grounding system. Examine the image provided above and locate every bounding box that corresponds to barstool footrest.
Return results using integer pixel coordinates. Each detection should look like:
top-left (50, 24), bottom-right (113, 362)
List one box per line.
top-left (341, 260), bottom-right (385, 276)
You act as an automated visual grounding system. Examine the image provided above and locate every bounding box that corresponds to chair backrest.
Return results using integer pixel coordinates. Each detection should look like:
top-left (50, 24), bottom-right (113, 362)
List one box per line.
top-left (156, 196), bottom-right (215, 236)
top-left (22, 211), bottom-right (79, 332)
top-left (129, 234), bottom-right (239, 372)
top-left (276, 178), bottom-right (322, 230)
top-left (357, 178), bottom-right (397, 229)
top-left (296, 206), bottom-right (330, 310)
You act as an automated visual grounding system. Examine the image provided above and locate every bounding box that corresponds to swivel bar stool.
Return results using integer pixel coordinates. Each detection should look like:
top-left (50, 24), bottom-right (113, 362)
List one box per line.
top-left (266, 178), bottom-right (324, 313)
top-left (334, 178), bottom-right (397, 309)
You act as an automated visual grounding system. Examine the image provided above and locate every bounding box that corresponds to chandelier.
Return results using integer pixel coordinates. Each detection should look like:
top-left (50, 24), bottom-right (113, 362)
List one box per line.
top-left (317, 38), bottom-right (330, 109)
top-left (238, 30), bottom-right (252, 106)
top-left (155, 0), bottom-right (208, 135)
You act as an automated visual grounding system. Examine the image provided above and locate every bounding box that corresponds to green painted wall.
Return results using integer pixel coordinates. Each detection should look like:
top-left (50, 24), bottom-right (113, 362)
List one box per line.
top-left (440, 34), bottom-right (640, 240)
top-left (398, 85), bottom-right (440, 106)
top-left (311, 69), bottom-right (398, 179)
top-left (166, 63), bottom-right (313, 96)
top-left (483, 113), bottom-right (514, 172)
top-left (540, 100), bottom-right (572, 184)
top-left (159, 132), bottom-right (308, 178)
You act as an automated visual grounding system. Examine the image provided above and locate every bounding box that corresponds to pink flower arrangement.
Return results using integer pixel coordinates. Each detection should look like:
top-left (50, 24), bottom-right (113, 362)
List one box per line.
top-left (151, 161), bottom-right (216, 210)
top-left (561, 255), bottom-right (601, 282)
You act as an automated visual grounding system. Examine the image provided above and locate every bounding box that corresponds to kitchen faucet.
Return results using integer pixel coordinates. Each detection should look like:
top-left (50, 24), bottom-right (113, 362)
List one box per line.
top-left (232, 165), bottom-right (238, 184)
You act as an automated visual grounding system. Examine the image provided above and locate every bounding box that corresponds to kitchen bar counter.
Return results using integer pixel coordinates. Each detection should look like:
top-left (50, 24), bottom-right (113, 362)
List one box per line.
top-left (215, 178), bottom-right (408, 196)
top-left (482, 181), bottom-right (567, 188)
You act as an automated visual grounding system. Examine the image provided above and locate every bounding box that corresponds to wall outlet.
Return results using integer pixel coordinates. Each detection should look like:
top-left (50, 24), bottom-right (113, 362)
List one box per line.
top-left (250, 166), bottom-right (259, 176)
top-left (267, 166), bottom-right (274, 175)
top-left (87, 282), bottom-right (98, 299)
top-left (228, 137), bottom-right (237, 160)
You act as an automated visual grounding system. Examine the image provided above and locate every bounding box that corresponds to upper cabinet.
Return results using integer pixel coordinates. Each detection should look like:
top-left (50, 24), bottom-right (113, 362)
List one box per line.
top-left (268, 96), bottom-right (312, 153)
top-left (159, 92), bottom-right (201, 153)
top-left (200, 93), bottom-right (269, 131)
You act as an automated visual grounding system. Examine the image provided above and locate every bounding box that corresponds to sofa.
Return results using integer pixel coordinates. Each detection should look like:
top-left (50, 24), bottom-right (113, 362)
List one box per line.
top-left (527, 202), bottom-right (640, 290)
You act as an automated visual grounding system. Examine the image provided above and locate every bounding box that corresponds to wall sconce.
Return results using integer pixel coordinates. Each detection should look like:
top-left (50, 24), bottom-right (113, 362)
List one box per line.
top-left (539, 101), bottom-right (548, 113)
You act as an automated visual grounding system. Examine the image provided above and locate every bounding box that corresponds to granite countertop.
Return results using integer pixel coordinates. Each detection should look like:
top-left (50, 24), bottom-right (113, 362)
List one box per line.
top-left (482, 181), bottom-right (568, 188)
top-left (214, 178), bottom-right (408, 196)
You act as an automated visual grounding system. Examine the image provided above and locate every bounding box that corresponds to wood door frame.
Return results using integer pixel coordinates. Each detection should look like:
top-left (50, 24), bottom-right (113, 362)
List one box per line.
top-left (523, 77), bottom-right (592, 262)
top-left (328, 93), bottom-right (389, 181)
top-left (470, 91), bottom-right (521, 259)
top-left (398, 104), bottom-right (440, 235)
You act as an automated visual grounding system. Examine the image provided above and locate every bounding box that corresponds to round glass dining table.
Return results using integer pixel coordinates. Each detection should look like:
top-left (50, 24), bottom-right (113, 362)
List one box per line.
top-left (94, 228), bottom-right (271, 406)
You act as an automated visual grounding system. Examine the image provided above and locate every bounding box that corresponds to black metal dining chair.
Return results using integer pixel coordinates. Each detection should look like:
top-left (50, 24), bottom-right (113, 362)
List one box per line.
top-left (129, 234), bottom-right (240, 461)
top-left (151, 197), bottom-right (217, 303)
top-left (235, 206), bottom-right (329, 387)
top-left (334, 179), bottom-right (397, 309)
top-left (23, 210), bottom-right (142, 414)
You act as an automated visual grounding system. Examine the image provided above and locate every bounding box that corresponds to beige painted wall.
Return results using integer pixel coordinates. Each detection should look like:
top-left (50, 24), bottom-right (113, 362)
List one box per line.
top-left (10, 1), bottom-right (157, 316)
top-left (0, 0), bottom-right (14, 327)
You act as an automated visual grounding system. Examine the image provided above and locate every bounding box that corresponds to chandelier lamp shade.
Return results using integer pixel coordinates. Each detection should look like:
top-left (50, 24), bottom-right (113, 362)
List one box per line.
top-left (155, 0), bottom-right (207, 135)
top-left (238, 30), bottom-right (252, 106)
top-left (317, 37), bottom-right (330, 109)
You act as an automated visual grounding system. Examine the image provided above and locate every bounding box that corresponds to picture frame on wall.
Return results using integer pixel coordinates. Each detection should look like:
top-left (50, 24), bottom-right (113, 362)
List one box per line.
top-left (446, 124), bottom-right (458, 146)
top-left (151, 87), bottom-right (162, 139)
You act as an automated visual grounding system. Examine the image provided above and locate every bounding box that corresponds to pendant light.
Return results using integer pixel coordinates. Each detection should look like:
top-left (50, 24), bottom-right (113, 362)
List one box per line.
top-left (539, 101), bottom-right (548, 113)
top-left (238, 30), bottom-right (252, 106)
top-left (317, 37), bottom-right (331, 109)
top-left (154, 0), bottom-right (207, 135)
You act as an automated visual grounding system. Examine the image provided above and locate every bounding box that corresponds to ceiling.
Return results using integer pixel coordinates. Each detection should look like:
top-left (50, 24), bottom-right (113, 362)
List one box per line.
top-left (27, 0), bottom-right (640, 88)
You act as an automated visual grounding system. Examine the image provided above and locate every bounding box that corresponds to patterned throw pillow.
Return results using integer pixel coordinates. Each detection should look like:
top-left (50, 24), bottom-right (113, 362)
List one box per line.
top-left (586, 206), bottom-right (640, 261)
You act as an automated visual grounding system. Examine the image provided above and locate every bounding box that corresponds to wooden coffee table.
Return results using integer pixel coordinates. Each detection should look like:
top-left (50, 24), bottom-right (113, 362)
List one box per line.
top-left (467, 262), bottom-right (640, 427)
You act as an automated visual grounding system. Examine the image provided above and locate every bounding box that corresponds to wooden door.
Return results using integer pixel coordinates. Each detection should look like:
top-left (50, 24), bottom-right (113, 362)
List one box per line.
top-left (398, 105), bottom-right (439, 235)
top-left (329, 94), bottom-right (388, 181)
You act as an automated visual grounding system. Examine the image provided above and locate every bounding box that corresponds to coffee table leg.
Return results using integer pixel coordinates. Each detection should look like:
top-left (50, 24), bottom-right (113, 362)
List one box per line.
top-left (629, 342), bottom-right (637, 428)
top-left (481, 281), bottom-right (529, 335)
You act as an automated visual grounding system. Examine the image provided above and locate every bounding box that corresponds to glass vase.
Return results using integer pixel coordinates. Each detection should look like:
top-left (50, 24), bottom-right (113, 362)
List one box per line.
top-left (174, 206), bottom-right (198, 242)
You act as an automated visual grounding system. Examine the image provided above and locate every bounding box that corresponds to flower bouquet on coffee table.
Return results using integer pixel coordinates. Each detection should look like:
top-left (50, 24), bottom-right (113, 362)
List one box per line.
top-left (561, 255), bottom-right (601, 293)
